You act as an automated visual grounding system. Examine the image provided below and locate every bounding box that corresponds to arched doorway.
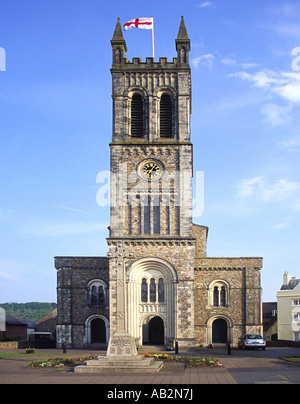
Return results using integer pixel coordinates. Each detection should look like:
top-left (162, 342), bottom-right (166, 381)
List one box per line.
top-left (147, 316), bottom-right (164, 345)
top-left (127, 258), bottom-right (177, 347)
top-left (212, 318), bottom-right (227, 343)
top-left (91, 318), bottom-right (106, 343)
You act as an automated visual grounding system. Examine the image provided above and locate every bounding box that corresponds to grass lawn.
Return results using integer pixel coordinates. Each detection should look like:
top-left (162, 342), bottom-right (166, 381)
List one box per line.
top-left (0, 352), bottom-right (58, 358)
top-left (282, 357), bottom-right (300, 362)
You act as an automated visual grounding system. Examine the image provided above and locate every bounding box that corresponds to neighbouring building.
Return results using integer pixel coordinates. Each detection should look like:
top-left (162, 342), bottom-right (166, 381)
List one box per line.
top-left (36, 308), bottom-right (57, 334)
top-left (263, 302), bottom-right (277, 343)
top-left (277, 271), bottom-right (300, 342)
top-left (0, 315), bottom-right (27, 341)
top-left (55, 17), bottom-right (263, 349)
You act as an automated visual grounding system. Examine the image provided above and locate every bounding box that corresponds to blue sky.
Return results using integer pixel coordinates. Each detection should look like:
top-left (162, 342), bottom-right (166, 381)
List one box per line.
top-left (0, 0), bottom-right (299, 303)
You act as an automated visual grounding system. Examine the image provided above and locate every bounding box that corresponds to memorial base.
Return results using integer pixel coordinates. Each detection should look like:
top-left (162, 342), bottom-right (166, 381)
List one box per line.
top-left (106, 332), bottom-right (137, 357)
top-left (74, 332), bottom-right (163, 374)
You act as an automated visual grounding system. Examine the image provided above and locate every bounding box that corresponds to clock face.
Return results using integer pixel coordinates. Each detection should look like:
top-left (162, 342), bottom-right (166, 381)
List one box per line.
top-left (140, 161), bottom-right (162, 179)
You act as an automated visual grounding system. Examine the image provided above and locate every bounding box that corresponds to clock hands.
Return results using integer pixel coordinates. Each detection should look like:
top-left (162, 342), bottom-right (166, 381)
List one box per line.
top-left (140, 161), bottom-right (162, 180)
top-left (147, 164), bottom-right (156, 177)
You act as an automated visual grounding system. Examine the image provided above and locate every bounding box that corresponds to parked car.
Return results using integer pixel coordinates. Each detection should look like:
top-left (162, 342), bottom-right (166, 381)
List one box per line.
top-left (238, 334), bottom-right (266, 350)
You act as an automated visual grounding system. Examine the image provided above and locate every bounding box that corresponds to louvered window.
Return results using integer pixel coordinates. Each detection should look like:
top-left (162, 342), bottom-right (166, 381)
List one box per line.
top-left (131, 94), bottom-right (144, 137)
top-left (160, 94), bottom-right (172, 138)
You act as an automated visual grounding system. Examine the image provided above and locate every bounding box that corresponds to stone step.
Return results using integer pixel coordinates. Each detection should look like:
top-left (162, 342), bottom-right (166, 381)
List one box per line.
top-left (74, 359), bottom-right (163, 374)
top-left (85, 356), bottom-right (155, 367)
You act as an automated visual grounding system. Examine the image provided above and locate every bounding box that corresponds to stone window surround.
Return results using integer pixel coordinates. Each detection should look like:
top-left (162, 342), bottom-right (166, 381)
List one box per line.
top-left (208, 280), bottom-right (230, 308)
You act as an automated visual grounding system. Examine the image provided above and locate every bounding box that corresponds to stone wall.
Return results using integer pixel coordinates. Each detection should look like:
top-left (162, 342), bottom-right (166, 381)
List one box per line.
top-left (55, 257), bottom-right (109, 348)
top-left (107, 238), bottom-right (196, 347)
top-left (193, 224), bottom-right (208, 257)
top-left (194, 257), bottom-right (263, 347)
top-left (0, 341), bottom-right (18, 350)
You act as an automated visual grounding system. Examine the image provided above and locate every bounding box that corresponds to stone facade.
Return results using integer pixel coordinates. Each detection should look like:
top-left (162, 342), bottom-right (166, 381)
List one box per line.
top-left (55, 17), bottom-right (263, 349)
top-left (55, 257), bottom-right (109, 348)
top-left (194, 257), bottom-right (263, 347)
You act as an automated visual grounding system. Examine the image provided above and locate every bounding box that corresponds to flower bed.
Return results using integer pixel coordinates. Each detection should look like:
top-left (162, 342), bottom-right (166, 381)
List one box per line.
top-left (27, 355), bottom-right (98, 368)
top-left (144, 353), bottom-right (222, 368)
top-left (27, 354), bottom-right (222, 369)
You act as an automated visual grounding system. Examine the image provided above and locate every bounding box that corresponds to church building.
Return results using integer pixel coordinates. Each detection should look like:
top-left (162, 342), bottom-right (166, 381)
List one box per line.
top-left (55, 17), bottom-right (263, 349)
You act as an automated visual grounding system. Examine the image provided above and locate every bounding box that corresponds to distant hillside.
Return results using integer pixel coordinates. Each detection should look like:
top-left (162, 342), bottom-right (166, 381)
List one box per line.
top-left (0, 302), bottom-right (57, 321)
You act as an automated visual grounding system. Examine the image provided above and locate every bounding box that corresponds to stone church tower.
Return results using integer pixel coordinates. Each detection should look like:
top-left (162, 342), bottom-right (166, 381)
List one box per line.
top-left (55, 17), bottom-right (263, 349)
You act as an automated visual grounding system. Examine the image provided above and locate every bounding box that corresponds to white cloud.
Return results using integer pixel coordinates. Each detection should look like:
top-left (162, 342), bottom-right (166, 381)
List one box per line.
top-left (230, 70), bottom-right (282, 89)
top-left (230, 69), bottom-right (300, 126)
top-left (262, 179), bottom-right (300, 204)
top-left (231, 70), bottom-right (300, 103)
top-left (280, 137), bottom-right (300, 151)
top-left (221, 57), bottom-right (236, 66)
top-left (273, 72), bottom-right (300, 103)
top-left (236, 176), bottom-right (264, 198)
top-left (269, 223), bottom-right (289, 230)
top-left (197, 1), bottom-right (213, 8)
top-left (236, 176), bottom-right (300, 211)
top-left (241, 62), bottom-right (259, 69)
top-left (261, 103), bottom-right (292, 126)
top-left (192, 54), bottom-right (215, 69)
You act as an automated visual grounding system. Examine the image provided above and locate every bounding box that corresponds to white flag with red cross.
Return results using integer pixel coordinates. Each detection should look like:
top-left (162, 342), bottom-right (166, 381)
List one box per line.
top-left (123, 17), bottom-right (153, 30)
top-left (123, 17), bottom-right (155, 58)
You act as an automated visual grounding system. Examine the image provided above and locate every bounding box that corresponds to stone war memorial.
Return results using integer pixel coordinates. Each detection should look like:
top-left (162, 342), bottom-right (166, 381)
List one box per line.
top-left (55, 17), bottom-right (263, 373)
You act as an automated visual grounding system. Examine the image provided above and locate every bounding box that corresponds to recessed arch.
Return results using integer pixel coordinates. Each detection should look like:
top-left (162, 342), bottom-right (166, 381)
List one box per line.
top-left (153, 85), bottom-right (177, 98)
top-left (124, 87), bottom-right (149, 139)
top-left (127, 257), bottom-right (177, 346)
top-left (206, 315), bottom-right (233, 345)
top-left (84, 314), bottom-right (109, 346)
top-left (127, 257), bottom-right (178, 283)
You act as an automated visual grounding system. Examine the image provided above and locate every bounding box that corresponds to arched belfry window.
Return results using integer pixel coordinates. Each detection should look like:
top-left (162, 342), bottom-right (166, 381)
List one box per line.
top-left (209, 281), bottom-right (229, 308)
top-left (87, 280), bottom-right (108, 308)
top-left (160, 93), bottom-right (173, 138)
top-left (131, 93), bottom-right (144, 137)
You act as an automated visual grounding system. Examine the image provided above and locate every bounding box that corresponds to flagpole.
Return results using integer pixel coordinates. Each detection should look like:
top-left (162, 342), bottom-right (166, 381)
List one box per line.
top-left (151, 17), bottom-right (155, 59)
